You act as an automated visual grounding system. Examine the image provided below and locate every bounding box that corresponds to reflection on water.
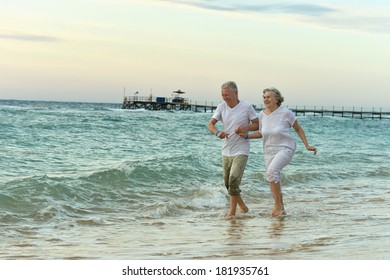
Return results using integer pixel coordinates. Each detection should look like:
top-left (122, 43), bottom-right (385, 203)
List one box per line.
top-left (220, 219), bottom-right (245, 258)
top-left (226, 219), bottom-right (244, 242)
top-left (268, 216), bottom-right (285, 239)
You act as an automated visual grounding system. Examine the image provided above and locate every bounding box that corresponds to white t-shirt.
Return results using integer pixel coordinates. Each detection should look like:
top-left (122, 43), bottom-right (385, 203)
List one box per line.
top-left (212, 100), bottom-right (258, 156)
top-left (259, 105), bottom-right (297, 151)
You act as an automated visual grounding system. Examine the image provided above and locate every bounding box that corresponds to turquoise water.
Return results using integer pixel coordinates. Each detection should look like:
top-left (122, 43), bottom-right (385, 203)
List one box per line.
top-left (1, 99), bottom-right (390, 259)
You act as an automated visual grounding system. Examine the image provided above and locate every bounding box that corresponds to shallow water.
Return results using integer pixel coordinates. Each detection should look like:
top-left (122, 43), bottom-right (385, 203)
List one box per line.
top-left (1, 100), bottom-right (389, 259)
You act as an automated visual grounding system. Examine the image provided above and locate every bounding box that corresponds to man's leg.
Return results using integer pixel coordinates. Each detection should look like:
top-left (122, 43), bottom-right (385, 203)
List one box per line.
top-left (227, 155), bottom-right (248, 218)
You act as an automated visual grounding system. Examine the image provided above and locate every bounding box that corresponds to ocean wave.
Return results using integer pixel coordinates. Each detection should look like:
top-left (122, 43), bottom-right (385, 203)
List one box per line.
top-left (136, 184), bottom-right (228, 219)
top-left (3, 150), bottom-right (386, 225)
top-left (0, 154), bottom-right (226, 224)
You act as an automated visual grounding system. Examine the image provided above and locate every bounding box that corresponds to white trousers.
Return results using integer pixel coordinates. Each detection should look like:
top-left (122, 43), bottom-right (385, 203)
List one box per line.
top-left (264, 147), bottom-right (295, 184)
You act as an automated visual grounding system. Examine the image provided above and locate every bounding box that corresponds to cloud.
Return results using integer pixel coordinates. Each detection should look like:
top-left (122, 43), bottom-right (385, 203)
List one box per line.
top-left (0, 33), bottom-right (60, 42)
top-left (156, 0), bottom-right (390, 34)
top-left (315, 15), bottom-right (390, 34)
top-left (158, 0), bottom-right (336, 16)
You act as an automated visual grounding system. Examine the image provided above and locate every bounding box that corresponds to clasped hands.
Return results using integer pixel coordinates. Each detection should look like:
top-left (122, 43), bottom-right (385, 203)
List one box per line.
top-left (234, 126), bottom-right (248, 139)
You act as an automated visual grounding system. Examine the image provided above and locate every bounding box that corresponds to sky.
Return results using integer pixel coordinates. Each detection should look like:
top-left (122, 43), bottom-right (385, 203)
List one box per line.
top-left (1, 0), bottom-right (390, 108)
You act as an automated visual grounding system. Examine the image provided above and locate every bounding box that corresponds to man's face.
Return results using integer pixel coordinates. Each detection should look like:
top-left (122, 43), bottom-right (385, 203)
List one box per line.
top-left (221, 88), bottom-right (237, 104)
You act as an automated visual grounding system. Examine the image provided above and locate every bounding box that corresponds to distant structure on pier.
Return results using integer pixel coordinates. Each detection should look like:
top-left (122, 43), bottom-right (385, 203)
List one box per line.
top-left (122, 89), bottom-right (217, 112)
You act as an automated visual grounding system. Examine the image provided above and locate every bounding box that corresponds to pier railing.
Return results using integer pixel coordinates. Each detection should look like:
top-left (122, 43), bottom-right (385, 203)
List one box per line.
top-left (285, 105), bottom-right (390, 119)
top-left (248, 105), bottom-right (390, 119)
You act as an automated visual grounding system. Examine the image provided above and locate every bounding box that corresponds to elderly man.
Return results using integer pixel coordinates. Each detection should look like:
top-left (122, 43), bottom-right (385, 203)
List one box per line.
top-left (208, 81), bottom-right (259, 218)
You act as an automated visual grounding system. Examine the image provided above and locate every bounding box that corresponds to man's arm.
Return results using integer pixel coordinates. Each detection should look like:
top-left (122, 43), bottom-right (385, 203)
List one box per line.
top-left (208, 118), bottom-right (218, 135)
top-left (208, 118), bottom-right (228, 139)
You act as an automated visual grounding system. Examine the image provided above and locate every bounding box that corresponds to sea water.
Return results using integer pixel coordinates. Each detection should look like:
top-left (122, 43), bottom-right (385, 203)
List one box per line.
top-left (1, 99), bottom-right (389, 259)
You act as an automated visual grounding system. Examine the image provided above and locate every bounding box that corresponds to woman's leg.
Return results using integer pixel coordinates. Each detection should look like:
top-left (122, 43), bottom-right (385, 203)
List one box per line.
top-left (270, 181), bottom-right (284, 216)
top-left (265, 148), bottom-right (294, 216)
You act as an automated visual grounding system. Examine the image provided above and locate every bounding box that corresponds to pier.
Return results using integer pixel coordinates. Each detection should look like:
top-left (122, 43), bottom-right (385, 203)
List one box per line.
top-left (122, 96), bottom-right (390, 119)
top-left (287, 106), bottom-right (390, 120)
top-left (122, 96), bottom-right (217, 113)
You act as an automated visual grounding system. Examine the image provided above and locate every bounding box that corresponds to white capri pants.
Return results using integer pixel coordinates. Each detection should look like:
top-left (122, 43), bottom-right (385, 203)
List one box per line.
top-left (264, 147), bottom-right (295, 184)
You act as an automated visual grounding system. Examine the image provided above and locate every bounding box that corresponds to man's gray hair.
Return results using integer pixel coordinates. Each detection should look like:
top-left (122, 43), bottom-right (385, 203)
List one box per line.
top-left (221, 81), bottom-right (238, 93)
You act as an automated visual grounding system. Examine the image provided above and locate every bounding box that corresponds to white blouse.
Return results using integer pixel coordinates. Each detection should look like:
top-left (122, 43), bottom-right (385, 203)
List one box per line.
top-left (259, 105), bottom-right (297, 151)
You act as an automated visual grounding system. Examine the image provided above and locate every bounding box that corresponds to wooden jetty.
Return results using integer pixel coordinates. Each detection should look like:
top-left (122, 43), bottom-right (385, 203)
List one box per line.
top-left (122, 96), bottom-right (390, 119)
top-left (122, 96), bottom-right (217, 112)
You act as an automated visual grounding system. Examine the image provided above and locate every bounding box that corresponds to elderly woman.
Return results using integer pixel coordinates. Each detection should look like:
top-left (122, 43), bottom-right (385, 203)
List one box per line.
top-left (237, 87), bottom-right (316, 216)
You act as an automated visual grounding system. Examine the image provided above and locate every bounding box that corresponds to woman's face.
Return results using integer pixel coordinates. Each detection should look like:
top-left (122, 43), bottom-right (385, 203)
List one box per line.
top-left (263, 91), bottom-right (278, 108)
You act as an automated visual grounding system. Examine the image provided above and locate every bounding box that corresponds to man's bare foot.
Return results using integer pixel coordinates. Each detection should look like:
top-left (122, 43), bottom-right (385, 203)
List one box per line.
top-left (225, 214), bottom-right (235, 220)
top-left (240, 206), bottom-right (249, 213)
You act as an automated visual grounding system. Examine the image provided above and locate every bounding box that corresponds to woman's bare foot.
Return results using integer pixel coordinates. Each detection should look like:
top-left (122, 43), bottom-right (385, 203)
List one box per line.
top-left (270, 207), bottom-right (285, 217)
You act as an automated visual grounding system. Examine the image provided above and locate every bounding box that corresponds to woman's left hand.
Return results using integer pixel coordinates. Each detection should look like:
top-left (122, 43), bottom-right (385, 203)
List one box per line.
top-left (235, 126), bottom-right (247, 135)
top-left (307, 145), bottom-right (317, 155)
top-left (237, 132), bottom-right (247, 139)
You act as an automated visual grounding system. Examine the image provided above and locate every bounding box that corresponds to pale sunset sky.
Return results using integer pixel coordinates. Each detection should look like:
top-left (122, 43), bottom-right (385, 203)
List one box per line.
top-left (1, 0), bottom-right (389, 107)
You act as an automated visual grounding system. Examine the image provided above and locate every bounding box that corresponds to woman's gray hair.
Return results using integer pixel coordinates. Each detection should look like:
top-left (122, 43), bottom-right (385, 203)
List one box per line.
top-left (221, 81), bottom-right (238, 93)
top-left (263, 87), bottom-right (284, 106)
